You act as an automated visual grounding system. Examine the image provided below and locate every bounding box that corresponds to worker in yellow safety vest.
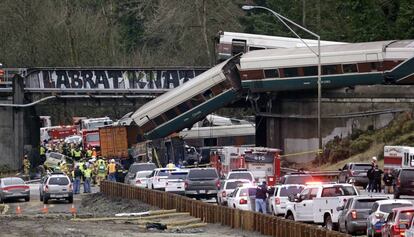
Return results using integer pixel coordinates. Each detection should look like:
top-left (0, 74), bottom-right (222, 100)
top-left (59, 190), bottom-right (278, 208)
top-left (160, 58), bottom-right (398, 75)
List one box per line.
top-left (83, 165), bottom-right (93, 193)
top-left (73, 148), bottom-right (82, 161)
top-left (95, 158), bottom-right (107, 186)
top-left (107, 159), bottom-right (117, 182)
top-left (23, 155), bottom-right (31, 178)
top-left (166, 160), bottom-right (176, 169)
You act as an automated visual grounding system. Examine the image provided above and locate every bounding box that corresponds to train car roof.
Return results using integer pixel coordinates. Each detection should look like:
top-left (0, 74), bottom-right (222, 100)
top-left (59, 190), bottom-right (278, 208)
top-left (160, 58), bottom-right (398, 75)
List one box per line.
top-left (219, 31), bottom-right (346, 47)
top-left (130, 59), bottom-right (228, 123)
top-left (240, 40), bottom-right (414, 69)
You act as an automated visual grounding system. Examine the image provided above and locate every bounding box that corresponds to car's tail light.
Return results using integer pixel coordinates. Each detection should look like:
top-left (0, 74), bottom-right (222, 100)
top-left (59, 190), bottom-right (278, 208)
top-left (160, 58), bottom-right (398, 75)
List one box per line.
top-left (349, 170), bottom-right (354, 176)
top-left (351, 210), bottom-right (357, 219)
top-left (68, 184), bottom-right (73, 192)
top-left (136, 179), bottom-right (141, 184)
top-left (216, 180), bottom-right (220, 188)
top-left (397, 178), bottom-right (401, 187)
top-left (184, 181), bottom-right (188, 189)
top-left (44, 185), bottom-right (49, 192)
top-left (24, 186), bottom-right (30, 191)
top-left (239, 199), bottom-right (248, 205)
top-left (275, 197), bottom-right (280, 205)
top-left (222, 191), bottom-right (226, 197)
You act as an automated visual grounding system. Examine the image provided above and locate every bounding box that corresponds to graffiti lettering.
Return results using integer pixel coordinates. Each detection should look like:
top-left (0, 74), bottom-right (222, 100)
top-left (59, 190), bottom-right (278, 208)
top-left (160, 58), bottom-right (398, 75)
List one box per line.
top-left (26, 68), bottom-right (207, 91)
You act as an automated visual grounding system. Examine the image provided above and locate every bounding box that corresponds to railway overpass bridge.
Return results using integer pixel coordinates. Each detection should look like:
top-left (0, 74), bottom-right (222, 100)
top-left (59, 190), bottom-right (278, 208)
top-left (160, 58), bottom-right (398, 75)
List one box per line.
top-left (2, 67), bottom-right (414, 170)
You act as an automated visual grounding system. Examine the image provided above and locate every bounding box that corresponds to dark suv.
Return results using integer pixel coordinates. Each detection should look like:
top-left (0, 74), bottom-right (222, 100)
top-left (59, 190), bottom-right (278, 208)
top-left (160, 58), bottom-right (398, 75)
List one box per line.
top-left (338, 163), bottom-right (371, 188)
top-left (394, 168), bottom-right (414, 198)
top-left (279, 174), bottom-right (314, 185)
top-left (184, 168), bottom-right (220, 199)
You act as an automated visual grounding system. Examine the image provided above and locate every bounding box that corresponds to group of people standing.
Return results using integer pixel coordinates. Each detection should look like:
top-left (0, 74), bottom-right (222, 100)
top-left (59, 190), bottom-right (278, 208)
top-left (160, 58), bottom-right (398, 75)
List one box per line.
top-left (366, 156), bottom-right (394, 194)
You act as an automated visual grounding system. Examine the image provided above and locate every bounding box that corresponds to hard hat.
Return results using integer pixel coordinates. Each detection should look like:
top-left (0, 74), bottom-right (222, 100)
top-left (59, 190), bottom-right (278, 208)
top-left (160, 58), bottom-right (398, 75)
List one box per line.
top-left (372, 156), bottom-right (377, 161)
top-left (111, 159), bottom-right (115, 163)
top-left (92, 147), bottom-right (96, 150)
top-left (24, 155), bottom-right (28, 158)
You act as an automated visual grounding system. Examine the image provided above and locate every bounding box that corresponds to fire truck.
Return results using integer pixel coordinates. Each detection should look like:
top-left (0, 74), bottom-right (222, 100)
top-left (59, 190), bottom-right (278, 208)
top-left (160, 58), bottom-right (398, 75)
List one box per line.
top-left (384, 145), bottom-right (414, 171)
top-left (210, 146), bottom-right (281, 185)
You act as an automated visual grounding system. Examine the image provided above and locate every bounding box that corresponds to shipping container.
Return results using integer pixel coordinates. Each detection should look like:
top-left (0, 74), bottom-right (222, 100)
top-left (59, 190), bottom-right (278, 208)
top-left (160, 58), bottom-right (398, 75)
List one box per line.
top-left (99, 125), bottom-right (140, 159)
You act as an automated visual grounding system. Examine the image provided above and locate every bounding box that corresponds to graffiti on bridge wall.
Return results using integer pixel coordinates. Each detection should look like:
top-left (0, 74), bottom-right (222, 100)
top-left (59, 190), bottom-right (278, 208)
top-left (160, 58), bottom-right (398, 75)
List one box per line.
top-left (25, 69), bottom-right (207, 90)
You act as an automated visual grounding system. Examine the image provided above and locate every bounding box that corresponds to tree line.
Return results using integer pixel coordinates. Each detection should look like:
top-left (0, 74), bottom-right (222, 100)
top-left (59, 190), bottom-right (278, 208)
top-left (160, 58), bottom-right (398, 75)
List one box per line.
top-left (0, 0), bottom-right (413, 68)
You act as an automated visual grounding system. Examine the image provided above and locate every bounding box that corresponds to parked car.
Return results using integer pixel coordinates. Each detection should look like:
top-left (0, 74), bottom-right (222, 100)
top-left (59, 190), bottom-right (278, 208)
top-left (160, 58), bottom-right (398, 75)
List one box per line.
top-left (64, 135), bottom-right (82, 144)
top-left (227, 186), bottom-right (257, 211)
top-left (165, 170), bottom-right (189, 195)
top-left (39, 173), bottom-right (73, 204)
top-left (382, 206), bottom-right (414, 237)
top-left (268, 184), bottom-right (305, 216)
top-left (124, 163), bottom-right (157, 185)
top-left (338, 163), bottom-right (371, 188)
top-left (406, 211), bottom-right (414, 237)
top-left (279, 174), bottom-right (314, 185)
top-left (366, 199), bottom-right (413, 237)
top-left (147, 168), bottom-right (178, 190)
top-left (0, 177), bottom-right (30, 202)
top-left (217, 179), bottom-right (251, 206)
top-left (226, 170), bottom-right (255, 183)
top-left (184, 168), bottom-right (220, 199)
top-left (129, 170), bottom-right (153, 188)
top-left (337, 196), bottom-right (388, 235)
top-left (394, 168), bottom-right (414, 199)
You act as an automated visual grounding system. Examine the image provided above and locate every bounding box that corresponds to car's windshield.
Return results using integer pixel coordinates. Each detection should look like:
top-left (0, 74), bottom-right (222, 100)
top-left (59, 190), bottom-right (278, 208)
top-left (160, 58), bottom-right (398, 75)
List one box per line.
top-left (136, 171), bottom-right (152, 178)
top-left (399, 211), bottom-right (414, 223)
top-left (352, 164), bottom-right (372, 170)
top-left (130, 163), bottom-right (157, 173)
top-left (188, 169), bottom-right (218, 179)
top-left (86, 133), bottom-right (99, 142)
top-left (354, 199), bottom-right (386, 209)
top-left (228, 173), bottom-right (253, 181)
top-left (239, 188), bottom-right (256, 196)
top-left (225, 180), bottom-right (249, 190)
top-left (380, 203), bottom-right (413, 213)
top-left (168, 172), bottom-right (188, 179)
top-left (3, 178), bottom-right (24, 185)
top-left (48, 177), bottom-right (69, 185)
top-left (401, 169), bottom-right (414, 178)
top-left (280, 186), bottom-right (304, 197)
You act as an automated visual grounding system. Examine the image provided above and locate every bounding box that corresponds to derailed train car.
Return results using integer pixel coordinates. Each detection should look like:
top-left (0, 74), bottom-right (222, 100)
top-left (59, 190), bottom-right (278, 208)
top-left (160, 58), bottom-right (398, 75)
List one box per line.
top-left (132, 40), bottom-right (414, 141)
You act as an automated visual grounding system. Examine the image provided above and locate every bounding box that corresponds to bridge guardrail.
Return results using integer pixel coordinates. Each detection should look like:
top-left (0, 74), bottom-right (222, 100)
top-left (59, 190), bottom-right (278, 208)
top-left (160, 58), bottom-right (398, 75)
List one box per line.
top-left (100, 181), bottom-right (350, 237)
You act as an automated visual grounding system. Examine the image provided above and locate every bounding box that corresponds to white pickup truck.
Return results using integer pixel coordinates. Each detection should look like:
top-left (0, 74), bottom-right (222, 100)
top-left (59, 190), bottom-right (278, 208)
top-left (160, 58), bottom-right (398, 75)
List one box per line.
top-left (284, 183), bottom-right (359, 230)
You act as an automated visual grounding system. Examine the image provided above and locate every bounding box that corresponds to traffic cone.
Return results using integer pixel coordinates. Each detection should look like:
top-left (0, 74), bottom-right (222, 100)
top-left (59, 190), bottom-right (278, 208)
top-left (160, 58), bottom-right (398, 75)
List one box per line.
top-left (16, 205), bottom-right (21, 215)
top-left (41, 204), bottom-right (48, 214)
top-left (70, 204), bottom-right (77, 217)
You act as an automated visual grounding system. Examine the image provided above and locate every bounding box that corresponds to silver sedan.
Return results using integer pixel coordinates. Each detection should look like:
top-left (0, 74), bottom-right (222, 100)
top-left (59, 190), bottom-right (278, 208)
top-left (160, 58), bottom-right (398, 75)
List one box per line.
top-left (0, 177), bottom-right (30, 202)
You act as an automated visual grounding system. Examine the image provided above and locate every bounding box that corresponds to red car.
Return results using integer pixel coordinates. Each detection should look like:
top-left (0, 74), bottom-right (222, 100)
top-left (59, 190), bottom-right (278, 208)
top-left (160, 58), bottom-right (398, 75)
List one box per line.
top-left (382, 206), bottom-right (414, 237)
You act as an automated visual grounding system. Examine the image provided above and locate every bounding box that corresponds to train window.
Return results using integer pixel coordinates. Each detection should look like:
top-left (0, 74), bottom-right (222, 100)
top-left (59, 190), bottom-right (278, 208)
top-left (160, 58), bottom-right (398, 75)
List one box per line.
top-left (204, 138), bottom-right (217, 146)
top-left (264, 69), bottom-right (279, 78)
top-left (211, 84), bottom-right (224, 95)
top-left (164, 108), bottom-right (178, 120)
top-left (189, 95), bottom-right (204, 107)
top-left (283, 68), bottom-right (299, 77)
top-left (342, 64), bottom-right (358, 73)
top-left (303, 66), bottom-right (318, 76)
top-left (153, 115), bottom-right (165, 126)
top-left (322, 65), bottom-right (338, 75)
top-left (141, 121), bottom-right (156, 133)
top-left (177, 102), bottom-right (190, 113)
top-left (370, 62), bottom-right (380, 71)
top-left (202, 89), bottom-right (214, 100)
top-left (232, 39), bottom-right (247, 55)
top-left (249, 46), bottom-right (266, 51)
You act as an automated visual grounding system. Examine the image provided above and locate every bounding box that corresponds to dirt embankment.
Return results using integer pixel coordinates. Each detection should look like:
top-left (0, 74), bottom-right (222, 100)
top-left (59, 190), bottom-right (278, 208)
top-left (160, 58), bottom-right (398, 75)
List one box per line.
top-left (79, 193), bottom-right (158, 216)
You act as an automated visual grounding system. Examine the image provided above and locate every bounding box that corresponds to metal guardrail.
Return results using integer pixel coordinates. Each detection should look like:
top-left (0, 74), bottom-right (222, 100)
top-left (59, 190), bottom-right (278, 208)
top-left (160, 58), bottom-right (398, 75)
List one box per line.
top-left (100, 181), bottom-right (350, 237)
